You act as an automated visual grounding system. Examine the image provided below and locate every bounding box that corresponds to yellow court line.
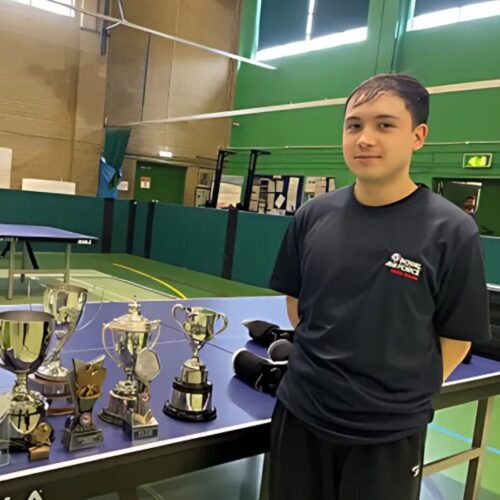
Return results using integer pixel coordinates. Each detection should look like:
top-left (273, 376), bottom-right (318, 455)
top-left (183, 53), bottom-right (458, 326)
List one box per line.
top-left (112, 263), bottom-right (188, 299)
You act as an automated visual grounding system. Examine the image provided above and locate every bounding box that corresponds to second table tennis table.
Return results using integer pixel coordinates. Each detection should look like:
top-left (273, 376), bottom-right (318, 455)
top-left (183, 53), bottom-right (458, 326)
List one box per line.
top-left (0, 223), bottom-right (97, 299)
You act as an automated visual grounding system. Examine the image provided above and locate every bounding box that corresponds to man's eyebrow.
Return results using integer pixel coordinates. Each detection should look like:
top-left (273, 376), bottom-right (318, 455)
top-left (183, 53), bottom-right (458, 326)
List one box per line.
top-left (346, 114), bottom-right (399, 121)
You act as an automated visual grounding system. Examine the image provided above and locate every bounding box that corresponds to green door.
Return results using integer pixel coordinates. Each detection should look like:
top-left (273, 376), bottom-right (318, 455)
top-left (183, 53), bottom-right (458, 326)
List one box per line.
top-left (134, 162), bottom-right (186, 204)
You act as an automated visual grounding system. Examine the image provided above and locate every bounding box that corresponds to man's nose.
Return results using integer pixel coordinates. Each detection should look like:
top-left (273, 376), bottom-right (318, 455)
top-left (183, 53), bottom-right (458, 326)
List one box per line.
top-left (356, 132), bottom-right (377, 148)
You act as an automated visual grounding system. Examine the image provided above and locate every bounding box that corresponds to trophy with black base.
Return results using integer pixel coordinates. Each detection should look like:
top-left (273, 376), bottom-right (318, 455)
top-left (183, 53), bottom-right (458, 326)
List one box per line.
top-left (62, 355), bottom-right (106, 451)
top-left (164, 305), bottom-right (228, 422)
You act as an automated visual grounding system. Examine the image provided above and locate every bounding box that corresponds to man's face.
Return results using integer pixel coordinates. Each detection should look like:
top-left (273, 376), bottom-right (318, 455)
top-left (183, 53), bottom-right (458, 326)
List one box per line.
top-left (464, 199), bottom-right (475, 213)
top-left (343, 92), bottom-right (428, 183)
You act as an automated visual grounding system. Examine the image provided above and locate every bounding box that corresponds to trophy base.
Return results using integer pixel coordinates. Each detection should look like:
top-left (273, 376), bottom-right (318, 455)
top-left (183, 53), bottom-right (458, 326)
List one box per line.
top-left (124, 415), bottom-right (159, 441)
top-left (28, 374), bottom-right (73, 415)
top-left (29, 445), bottom-right (50, 462)
top-left (98, 407), bottom-right (125, 427)
top-left (98, 390), bottom-right (135, 427)
top-left (163, 403), bottom-right (216, 422)
top-left (62, 428), bottom-right (103, 451)
top-left (163, 379), bottom-right (217, 422)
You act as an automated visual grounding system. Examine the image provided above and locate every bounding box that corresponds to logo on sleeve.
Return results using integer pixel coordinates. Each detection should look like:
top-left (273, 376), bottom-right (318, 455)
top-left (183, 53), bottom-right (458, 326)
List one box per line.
top-left (385, 253), bottom-right (422, 281)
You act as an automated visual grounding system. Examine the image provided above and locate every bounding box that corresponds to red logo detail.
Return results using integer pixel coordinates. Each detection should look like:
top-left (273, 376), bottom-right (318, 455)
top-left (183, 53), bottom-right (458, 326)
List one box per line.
top-left (390, 268), bottom-right (419, 281)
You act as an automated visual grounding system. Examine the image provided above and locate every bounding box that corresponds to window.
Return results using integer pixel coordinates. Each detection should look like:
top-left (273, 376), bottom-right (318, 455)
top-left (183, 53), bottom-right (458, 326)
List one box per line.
top-left (409, 0), bottom-right (500, 30)
top-left (257, 0), bottom-right (369, 61)
top-left (10, 0), bottom-right (75, 17)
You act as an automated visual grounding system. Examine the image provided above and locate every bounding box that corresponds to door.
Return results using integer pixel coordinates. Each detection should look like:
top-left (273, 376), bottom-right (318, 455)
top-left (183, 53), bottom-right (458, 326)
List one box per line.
top-left (134, 162), bottom-right (186, 204)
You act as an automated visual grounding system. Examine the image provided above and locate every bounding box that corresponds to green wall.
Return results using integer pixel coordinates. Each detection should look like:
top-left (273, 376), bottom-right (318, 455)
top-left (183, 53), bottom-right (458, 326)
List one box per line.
top-left (230, 0), bottom-right (500, 188)
top-left (134, 162), bottom-right (186, 204)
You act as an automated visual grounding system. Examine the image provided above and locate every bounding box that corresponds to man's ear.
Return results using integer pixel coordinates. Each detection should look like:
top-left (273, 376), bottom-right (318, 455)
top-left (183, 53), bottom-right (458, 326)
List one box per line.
top-left (413, 123), bottom-right (428, 152)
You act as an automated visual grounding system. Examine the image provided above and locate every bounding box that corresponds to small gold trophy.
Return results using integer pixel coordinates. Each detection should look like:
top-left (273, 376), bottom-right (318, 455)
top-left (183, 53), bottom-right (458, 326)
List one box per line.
top-left (62, 355), bottom-right (106, 451)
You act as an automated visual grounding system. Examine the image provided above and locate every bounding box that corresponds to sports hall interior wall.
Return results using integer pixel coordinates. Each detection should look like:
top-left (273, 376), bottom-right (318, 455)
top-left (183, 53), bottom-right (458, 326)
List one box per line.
top-left (2, 187), bottom-right (499, 287)
top-left (0, 0), bottom-right (241, 202)
top-left (105, 0), bottom-right (240, 204)
top-left (229, 0), bottom-right (500, 190)
top-left (0, 0), bottom-right (106, 195)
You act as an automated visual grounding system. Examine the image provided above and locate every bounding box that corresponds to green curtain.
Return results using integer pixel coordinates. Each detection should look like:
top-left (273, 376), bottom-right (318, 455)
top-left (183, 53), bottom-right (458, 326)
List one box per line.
top-left (104, 126), bottom-right (131, 187)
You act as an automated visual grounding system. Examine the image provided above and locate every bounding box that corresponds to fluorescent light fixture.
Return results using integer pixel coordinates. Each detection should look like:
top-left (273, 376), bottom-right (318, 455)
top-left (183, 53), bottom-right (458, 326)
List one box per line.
top-left (256, 27), bottom-right (367, 62)
top-left (409, 1), bottom-right (500, 31)
top-left (159, 150), bottom-right (173, 158)
top-left (13, 0), bottom-right (75, 17)
top-left (461, 0), bottom-right (500, 21)
top-left (409, 8), bottom-right (460, 30)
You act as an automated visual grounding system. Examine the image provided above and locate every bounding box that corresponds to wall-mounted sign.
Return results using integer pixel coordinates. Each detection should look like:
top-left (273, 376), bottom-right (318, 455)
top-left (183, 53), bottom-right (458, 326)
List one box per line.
top-left (463, 153), bottom-right (492, 169)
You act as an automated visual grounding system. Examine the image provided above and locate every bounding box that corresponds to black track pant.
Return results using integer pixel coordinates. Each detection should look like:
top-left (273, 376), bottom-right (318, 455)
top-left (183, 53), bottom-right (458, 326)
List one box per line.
top-left (270, 401), bottom-right (426, 500)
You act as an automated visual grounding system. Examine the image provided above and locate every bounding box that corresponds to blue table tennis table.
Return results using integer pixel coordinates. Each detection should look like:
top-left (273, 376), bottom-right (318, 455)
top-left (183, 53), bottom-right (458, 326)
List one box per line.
top-left (0, 296), bottom-right (498, 500)
top-left (0, 224), bottom-right (97, 299)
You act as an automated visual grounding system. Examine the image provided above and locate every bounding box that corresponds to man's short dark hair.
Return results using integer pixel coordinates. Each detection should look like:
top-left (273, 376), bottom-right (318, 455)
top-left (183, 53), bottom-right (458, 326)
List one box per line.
top-left (345, 73), bottom-right (430, 128)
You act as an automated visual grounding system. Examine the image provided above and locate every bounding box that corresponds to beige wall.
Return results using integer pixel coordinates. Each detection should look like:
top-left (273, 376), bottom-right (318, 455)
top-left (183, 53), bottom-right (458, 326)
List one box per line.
top-left (105, 0), bottom-right (240, 205)
top-left (0, 0), bottom-right (106, 195)
top-left (0, 0), bottom-right (239, 200)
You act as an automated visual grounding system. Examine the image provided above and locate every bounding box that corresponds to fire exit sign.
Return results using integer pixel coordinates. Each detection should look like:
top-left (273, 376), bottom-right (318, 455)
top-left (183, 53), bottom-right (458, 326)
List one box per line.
top-left (463, 153), bottom-right (492, 168)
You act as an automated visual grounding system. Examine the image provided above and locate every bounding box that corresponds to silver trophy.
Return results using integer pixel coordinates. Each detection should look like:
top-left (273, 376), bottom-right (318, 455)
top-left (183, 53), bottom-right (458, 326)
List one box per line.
top-left (164, 305), bottom-right (228, 422)
top-left (30, 283), bottom-right (88, 414)
top-left (99, 302), bottom-right (161, 440)
top-left (0, 310), bottom-right (55, 460)
top-left (63, 355), bottom-right (106, 451)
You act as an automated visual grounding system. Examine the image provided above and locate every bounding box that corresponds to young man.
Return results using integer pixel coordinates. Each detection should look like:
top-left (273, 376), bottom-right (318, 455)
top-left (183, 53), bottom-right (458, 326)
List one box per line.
top-left (268, 74), bottom-right (490, 500)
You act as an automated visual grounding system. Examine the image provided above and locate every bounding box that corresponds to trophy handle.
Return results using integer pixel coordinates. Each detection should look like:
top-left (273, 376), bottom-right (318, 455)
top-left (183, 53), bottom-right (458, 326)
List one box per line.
top-left (172, 304), bottom-right (186, 331)
top-left (149, 321), bottom-right (161, 349)
top-left (214, 313), bottom-right (229, 336)
top-left (102, 323), bottom-right (121, 367)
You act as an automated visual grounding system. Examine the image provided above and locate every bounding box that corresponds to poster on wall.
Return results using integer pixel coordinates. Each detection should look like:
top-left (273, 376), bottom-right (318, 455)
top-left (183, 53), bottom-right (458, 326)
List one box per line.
top-left (195, 187), bottom-right (211, 207)
top-left (140, 177), bottom-right (151, 189)
top-left (198, 169), bottom-right (213, 188)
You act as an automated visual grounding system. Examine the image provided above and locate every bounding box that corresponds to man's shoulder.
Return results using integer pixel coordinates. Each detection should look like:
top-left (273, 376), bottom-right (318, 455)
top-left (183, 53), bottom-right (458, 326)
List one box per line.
top-left (297, 186), bottom-right (350, 217)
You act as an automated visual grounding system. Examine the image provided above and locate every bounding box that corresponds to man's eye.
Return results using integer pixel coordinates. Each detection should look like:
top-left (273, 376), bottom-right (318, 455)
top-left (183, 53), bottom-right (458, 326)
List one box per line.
top-left (347, 124), bottom-right (360, 130)
top-left (379, 123), bottom-right (394, 129)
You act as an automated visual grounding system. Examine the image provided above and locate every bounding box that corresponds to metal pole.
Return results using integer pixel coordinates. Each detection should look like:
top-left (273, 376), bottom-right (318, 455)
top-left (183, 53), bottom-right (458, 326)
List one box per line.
top-left (208, 149), bottom-right (235, 208)
top-left (242, 150), bottom-right (270, 211)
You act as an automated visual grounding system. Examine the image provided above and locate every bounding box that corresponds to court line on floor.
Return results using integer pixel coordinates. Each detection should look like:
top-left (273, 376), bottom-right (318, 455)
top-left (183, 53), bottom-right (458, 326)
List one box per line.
top-left (68, 277), bottom-right (133, 302)
top-left (429, 422), bottom-right (500, 455)
top-left (113, 263), bottom-right (187, 299)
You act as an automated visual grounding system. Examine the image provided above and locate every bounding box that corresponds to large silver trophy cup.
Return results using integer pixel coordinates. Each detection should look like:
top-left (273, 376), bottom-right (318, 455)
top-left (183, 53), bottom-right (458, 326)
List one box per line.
top-left (30, 283), bottom-right (88, 414)
top-left (99, 302), bottom-right (161, 440)
top-left (0, 310), bottom-right (55, 460)
top-left (163, 305), bottom-right (228, 422)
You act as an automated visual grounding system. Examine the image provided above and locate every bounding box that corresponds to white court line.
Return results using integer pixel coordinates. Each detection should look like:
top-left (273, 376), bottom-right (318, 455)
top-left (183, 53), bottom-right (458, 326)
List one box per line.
top-left (0, 419), bottom-right (271, 483)
top-left (67, 277), bottom-right (134, 302)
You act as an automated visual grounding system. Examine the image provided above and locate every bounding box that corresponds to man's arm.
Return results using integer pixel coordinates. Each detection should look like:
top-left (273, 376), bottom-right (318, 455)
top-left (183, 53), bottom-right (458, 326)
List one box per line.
top-left (286, 296), bottom-right (300, 329)
top-left (440, 337), bottom-right (471, 382)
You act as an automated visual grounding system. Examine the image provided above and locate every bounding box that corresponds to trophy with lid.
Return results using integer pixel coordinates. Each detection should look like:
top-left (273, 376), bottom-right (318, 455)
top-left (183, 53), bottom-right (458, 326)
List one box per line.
top-left (99, 302), bottom-right (161, 440)
top-left (30, 282), bottom-right (88, 415)
top-left (164, 305), bottom-right (228, 422)
top-left (0, 310), bottom-right (55, 460)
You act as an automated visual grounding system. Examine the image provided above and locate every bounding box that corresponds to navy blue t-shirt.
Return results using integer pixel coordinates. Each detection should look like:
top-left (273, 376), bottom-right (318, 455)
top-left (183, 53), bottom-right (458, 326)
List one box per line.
top-left (269, 185), bottom-right (490, 444)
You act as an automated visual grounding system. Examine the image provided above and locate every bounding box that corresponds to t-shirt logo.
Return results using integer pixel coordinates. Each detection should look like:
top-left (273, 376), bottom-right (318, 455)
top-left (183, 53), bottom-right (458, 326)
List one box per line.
top-left (385, 253), bottom-right (422, 281)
